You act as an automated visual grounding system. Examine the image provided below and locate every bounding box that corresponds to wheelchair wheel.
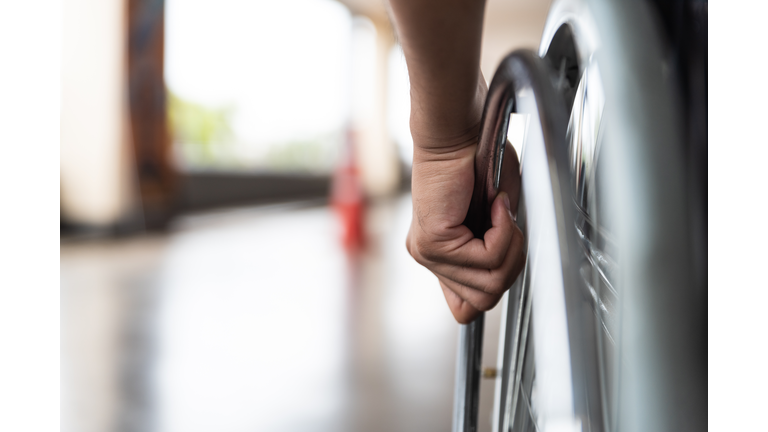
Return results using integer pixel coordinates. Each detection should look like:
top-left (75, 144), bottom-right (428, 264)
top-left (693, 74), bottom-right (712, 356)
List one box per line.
top-left (479, 0), bottom-right (706, 431)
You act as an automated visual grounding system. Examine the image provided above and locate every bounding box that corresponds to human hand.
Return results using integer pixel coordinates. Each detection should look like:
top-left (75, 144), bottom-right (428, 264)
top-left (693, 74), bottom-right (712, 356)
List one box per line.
top-left (387, 0), bottom-right (523, 324)
top-left (406, 135), bottom-right (525, 324)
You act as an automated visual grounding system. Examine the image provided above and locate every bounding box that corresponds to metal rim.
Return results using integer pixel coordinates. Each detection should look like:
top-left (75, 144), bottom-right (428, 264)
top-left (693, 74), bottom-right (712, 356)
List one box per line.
top-left (483, 49), bottom-right (579, 432)
top-left (490, 0), bottom-right (706, 431)
top-left (496, 0), bottom-right (705, 431)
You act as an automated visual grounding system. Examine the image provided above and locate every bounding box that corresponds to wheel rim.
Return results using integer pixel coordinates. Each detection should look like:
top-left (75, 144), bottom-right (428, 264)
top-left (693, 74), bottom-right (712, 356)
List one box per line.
top-left (485, 50), bottom-right (580, 432)
top-left (495, 0), bottom-right (704, 431)
top-left (526, 0), bottom-right (704, 431)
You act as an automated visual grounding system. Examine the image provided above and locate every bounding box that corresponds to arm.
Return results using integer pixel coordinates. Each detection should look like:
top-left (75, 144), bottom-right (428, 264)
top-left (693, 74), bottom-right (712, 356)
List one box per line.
top-left (389, 0), bottom-right (525, 323)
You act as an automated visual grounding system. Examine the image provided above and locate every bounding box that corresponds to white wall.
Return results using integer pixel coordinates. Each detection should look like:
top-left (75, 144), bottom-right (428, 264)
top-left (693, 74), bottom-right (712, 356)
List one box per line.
top-left (61, 0), bottom-right (134, 226)
top-left (350, 16), bottom-right (401, 197)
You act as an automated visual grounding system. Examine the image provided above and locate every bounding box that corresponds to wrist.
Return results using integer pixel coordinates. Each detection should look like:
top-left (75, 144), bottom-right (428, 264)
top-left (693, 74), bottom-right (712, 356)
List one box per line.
top-left (409, 73), bottom-right (487, 155)
top-left (410, 118), bottom-right (481, 156)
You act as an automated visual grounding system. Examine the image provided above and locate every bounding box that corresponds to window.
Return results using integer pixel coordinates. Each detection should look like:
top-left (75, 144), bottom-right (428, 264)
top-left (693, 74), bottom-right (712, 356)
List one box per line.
top-left (165, 0), bottom-right (353, 173)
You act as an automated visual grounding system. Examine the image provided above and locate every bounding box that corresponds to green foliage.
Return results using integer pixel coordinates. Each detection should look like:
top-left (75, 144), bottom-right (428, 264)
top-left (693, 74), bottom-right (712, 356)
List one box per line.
top-left (168, 90), bottom-right (341, 172)
top-left (264, 133), bottom-right (341, 173)
top-left (167, 90), bottom-right (234, 164)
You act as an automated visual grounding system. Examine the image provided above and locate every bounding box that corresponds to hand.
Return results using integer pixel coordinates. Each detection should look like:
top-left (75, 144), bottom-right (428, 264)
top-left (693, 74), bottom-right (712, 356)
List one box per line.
top-left (406, 135), bottom-right (525, 324)
top-left (388, 0), bottom-right (523, 323)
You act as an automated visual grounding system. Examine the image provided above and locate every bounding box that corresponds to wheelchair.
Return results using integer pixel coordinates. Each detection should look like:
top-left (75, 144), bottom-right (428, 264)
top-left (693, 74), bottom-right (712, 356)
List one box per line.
top-left (452, 0), bottom-right (707, 431)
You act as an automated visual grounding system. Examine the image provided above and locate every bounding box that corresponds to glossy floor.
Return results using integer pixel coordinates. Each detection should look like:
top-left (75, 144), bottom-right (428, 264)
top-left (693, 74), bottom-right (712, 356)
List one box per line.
top-left (61, 194), bottom-right (503, 432)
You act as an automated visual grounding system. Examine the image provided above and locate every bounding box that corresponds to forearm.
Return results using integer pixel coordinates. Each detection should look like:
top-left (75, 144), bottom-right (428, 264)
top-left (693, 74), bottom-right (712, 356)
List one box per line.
top-left (388, 0), bottom-right (488, 151)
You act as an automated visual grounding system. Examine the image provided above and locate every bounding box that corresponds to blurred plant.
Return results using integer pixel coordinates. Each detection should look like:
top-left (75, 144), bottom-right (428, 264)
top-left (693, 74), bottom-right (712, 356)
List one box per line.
top-left (168, 90), bottom-right (343, 172)
top-left (264, 132), bottom-right (341, 173)
top-left (167, 90), bottom-right (234, 165)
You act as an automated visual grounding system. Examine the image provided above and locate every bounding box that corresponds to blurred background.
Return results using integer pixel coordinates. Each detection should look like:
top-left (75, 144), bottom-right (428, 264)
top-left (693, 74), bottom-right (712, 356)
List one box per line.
top-left (60, 0), bottom-right (550, 430)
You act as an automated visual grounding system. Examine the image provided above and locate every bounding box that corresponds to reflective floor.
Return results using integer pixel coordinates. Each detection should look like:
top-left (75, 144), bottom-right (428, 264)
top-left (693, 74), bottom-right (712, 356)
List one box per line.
top-left (61, 193), bottom-right (503, 432)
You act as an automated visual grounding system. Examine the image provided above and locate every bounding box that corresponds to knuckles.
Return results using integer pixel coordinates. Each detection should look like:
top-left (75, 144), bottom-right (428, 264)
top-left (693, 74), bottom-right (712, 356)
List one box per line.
top-left (474, 293), bottom-right (502, 312)
top-left (478, 275), bottom-right (510, 297)
top-left (485, 251), bottom-right (505, 270)
top-left (411, 227), bottom-right (508, 270)
top-left (410, 230), bottom-right (443, 264)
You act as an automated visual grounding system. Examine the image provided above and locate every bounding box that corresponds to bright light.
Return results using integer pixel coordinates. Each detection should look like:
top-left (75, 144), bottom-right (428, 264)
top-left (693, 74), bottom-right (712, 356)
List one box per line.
top-left (388, 45), bottom-right (413, 166)
top-left (165, 0), bottom-right (352, 169)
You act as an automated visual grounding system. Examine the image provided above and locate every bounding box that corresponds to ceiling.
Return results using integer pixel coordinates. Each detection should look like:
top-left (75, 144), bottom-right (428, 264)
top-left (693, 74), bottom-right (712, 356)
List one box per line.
top-left (335, 0), bottom-right (553, 78)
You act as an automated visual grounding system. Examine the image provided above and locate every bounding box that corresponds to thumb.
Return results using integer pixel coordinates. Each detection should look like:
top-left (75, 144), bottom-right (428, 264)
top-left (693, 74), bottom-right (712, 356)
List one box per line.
top-left (482, 191), bottom-right (515, 255)
top-left (491, 191), bottom-right (514, 229)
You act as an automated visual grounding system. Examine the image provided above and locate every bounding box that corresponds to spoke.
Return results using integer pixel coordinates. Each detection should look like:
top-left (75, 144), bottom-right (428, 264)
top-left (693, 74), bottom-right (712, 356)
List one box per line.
top-left (575, 223), bottom-right (617, 298)
top-left (519, 383), bottom-right (541, 432)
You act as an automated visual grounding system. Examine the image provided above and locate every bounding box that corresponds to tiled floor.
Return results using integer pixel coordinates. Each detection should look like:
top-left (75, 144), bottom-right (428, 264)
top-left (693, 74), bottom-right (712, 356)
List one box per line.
top-left (61, 194), bottom-right (503, 432)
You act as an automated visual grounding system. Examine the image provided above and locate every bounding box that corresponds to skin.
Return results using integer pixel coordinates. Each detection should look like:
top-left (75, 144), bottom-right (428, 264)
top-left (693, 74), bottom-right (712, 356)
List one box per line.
top-left (388, 0), bottom-right (526, 323)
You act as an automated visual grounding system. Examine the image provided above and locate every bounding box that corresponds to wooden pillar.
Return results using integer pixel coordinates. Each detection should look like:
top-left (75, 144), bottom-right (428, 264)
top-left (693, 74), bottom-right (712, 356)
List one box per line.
top-left (127, 0), bottom-right (176, 229)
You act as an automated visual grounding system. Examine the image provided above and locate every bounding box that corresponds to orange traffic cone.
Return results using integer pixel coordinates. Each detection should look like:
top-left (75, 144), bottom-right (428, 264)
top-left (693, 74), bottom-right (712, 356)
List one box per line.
top-left (331, 129), bottom-right (365, 252)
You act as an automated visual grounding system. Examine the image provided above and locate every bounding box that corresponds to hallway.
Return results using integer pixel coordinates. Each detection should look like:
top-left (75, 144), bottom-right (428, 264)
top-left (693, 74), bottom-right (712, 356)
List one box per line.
top-left (61, 194), bottom-right (503, 432)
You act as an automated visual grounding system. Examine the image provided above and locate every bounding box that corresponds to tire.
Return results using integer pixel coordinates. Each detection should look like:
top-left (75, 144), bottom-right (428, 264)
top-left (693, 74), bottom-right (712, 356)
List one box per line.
top-left (491, 0), bottom-right (707, 431)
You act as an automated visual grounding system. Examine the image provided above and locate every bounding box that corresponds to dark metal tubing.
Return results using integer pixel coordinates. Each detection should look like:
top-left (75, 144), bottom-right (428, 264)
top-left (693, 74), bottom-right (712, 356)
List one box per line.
top-left (454, 49), bottom-right (563, 432)
top-left (452, 50), bottom-right (517, 432)
top-left (462, 70), bottom-right (516, 239)
top-left (452, 314), bottom-right (485, 432)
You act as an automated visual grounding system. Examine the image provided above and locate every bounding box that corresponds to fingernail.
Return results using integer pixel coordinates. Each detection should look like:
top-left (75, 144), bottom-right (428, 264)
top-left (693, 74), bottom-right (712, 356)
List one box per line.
top-left (502, 193), bottom-right (511, 212)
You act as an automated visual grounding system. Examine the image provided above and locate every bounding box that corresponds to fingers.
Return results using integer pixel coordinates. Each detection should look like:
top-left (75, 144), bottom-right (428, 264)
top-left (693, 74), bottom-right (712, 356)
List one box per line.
top-left (408, 192), bottom-right (525, 297)
top-left (407, 196), bottom-right (526, 322)
top-left (498, 141), bottom-right (521, 218)
top-left (438, 276), bottom-right (503, 313)
top-left (427, 222), bottom-right (524, 295)
top-left (406, 140), bottom-right (526, 324)
top-left (410, 191), bottom-right (516, 270)
top-left (439, 280), bottom-right (486, 324)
